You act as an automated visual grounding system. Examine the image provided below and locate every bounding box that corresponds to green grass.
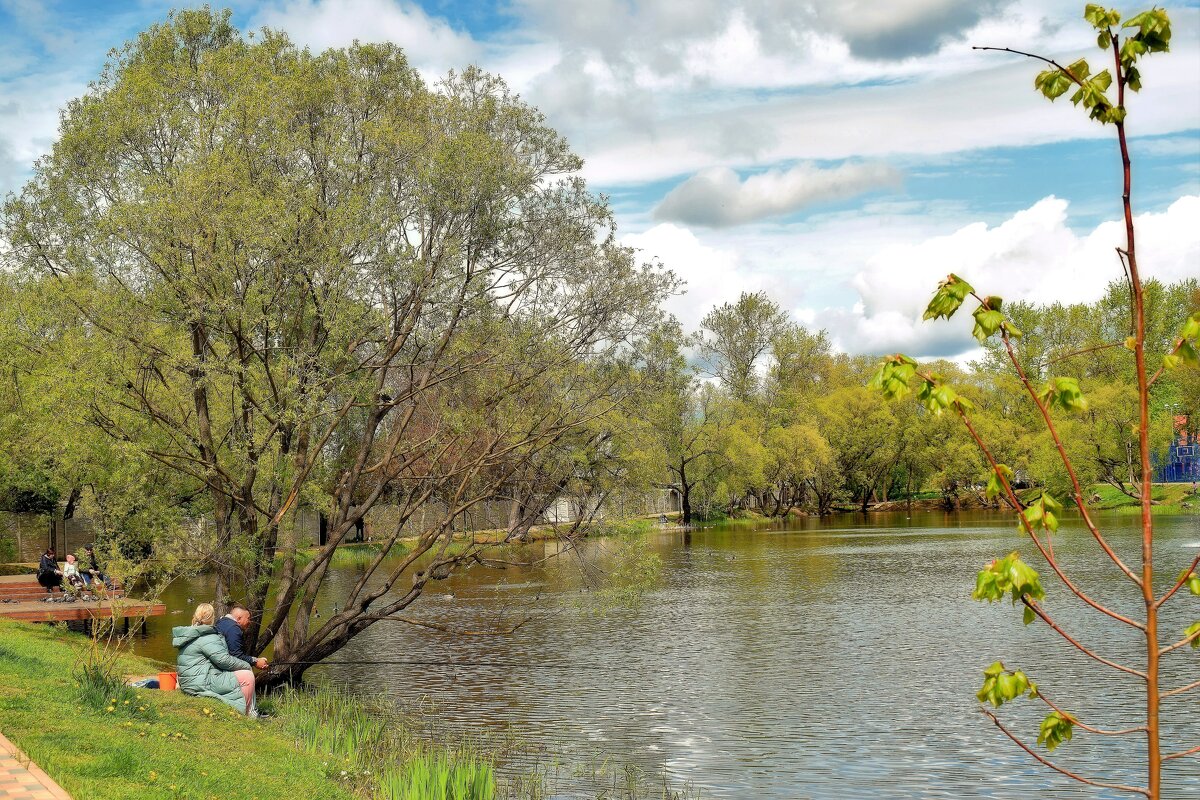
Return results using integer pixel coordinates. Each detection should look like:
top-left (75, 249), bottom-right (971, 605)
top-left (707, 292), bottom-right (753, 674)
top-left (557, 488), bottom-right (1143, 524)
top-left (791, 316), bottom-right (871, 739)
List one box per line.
top-left (1088, 482), bottom-right (1199, 513)
top-left (379, 748), bottom-right (495, 800)
top-left (0, 618), bottom-right (356, 800)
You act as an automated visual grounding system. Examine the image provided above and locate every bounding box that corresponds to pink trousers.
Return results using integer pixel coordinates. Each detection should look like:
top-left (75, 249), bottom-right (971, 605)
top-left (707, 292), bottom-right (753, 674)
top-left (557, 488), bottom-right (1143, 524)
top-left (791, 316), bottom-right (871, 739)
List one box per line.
top-left (233, 669), bottom-right (255, 714)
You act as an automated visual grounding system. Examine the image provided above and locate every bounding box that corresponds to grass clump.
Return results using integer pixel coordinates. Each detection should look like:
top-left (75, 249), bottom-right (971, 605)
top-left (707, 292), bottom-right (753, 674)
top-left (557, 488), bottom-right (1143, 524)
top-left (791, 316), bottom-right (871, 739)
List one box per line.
top-left (379, 748), bottom-right (495, 800)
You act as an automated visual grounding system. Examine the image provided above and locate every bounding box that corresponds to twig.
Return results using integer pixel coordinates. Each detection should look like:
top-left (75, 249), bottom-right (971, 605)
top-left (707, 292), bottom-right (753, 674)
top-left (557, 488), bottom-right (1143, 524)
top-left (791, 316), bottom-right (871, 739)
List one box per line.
top-left (359, 613), bottom-right (531, 636)
top-left (979, 708), bottom-right (1149, 796)
top-left (1024, 599), bottom-right (1146, 679)
top-left (1160, 679), bottom-right (1200, 700)
top-left (953, 403), bottom-right (1144, 629)
top-left (1155, 551), bottom-right (1199, 608)
top-left (1163, 744), bottom-right (1200, 761)
top-left (1041, 341), bottom-right (1124, 369)
top-left (1035, 689), bottom-right (1146, 736)
top-left (997, 328), bottom-right (1141, 586)
top-left (1158, 626), bottom-right (1200, 656)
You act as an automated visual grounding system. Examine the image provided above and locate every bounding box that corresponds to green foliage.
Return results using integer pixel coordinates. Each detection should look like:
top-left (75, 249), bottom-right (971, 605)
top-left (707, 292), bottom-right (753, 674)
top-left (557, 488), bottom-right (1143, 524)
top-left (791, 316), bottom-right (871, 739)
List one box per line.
top-left (976, 661), bottom-right (1038, 708)
top-left (1038, 376), bottom-right (1088, 413)
top-left (1085, 4), bottom-right (1122, 29)
top-left (379, 749), bottom-right (496, 800)
top-left (1037, 711), bottom-right (1075, 751)
top-left (1019, 488), bottom-right (1063, 533)
top-left (868, 354), bottom-right (917, 400)
top-left (971, 297), bottom-right (1007, 343)
top-left (1036, 5), bottom-right (1170, 121)
top-left (985, 464), bottom-right (1014, 501)
top-left (1185, 621), bottom-right (1200, 649)
top-left (972, 552), bottom-right (1046, 605)
top-left (1163, 312), bottom-right (1200, 371)
top-left (0, 466), bottom-right (61, 514)
top-left (923, 274), bottom-right (974, 321)
top-left (915, 376), bottom-right (974, 415)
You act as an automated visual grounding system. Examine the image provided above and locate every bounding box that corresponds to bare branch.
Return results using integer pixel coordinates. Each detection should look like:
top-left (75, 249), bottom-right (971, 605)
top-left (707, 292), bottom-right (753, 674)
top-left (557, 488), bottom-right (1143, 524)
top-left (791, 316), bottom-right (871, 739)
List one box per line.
top-left (1161, 679), bottom-right (1200, 700)
top-left (1163, 744), bottom-right (1200, 762)
top-left (1024, 599), bottom-right (1146, 679)
top-left (980, 708), bottom-right (1148, 796)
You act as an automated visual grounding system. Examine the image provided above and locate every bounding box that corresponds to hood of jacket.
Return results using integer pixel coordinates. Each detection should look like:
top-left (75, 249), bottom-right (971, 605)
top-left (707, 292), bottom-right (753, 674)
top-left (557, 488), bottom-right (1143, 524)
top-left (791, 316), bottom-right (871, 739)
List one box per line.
top-left (172, 624), bottom-right (216, 648)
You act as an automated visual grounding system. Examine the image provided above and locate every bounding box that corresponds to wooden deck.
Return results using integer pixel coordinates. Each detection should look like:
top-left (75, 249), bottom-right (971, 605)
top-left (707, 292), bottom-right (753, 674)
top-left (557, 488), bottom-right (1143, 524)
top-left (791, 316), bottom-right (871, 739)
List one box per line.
top-left (0, 574), bottom-right (165, 623)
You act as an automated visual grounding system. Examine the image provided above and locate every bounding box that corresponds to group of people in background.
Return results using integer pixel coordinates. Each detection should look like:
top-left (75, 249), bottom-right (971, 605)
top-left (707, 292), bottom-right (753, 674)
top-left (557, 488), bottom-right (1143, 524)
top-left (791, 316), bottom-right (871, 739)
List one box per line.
top-left (36, 544), bottom-right (113, 601)
top-left (174, 602), bottom-right (270, 716)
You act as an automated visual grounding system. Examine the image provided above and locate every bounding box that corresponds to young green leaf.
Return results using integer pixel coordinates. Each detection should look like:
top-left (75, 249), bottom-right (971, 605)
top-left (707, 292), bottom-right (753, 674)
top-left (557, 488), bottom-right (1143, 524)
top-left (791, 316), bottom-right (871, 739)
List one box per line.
top-left (1038, 376), bottom-right (1088, 412)
top-left (923, 274), bottom-right (974, 321)
top-left (985, 464), bottom-right (1015, 501)
top-left (869, 354), bottom-right (919, 401)
top-left (1186, 621), bottom-right (1200, 649)
top-left (1084, 4), bottom-right (1120, 29)
top-left (1037, 711), bottom-right (1075, 751)
top-left (973, 552), bottom-right (1046, 605)
top-left (976, 663), bottom-right (1036, 708)
top-left (972, 306), bottom-right (1006, 343)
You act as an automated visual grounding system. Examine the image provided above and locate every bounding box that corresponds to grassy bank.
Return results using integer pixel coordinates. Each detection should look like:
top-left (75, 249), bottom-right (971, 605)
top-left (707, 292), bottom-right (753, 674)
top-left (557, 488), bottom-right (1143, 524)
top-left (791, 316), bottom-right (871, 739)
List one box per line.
top-left (0, 619), bottom-right (699, 800)
top-left (1088, 482), bottom-right (1199, 513)
top-left (0, 618), bottom-right (360, 800)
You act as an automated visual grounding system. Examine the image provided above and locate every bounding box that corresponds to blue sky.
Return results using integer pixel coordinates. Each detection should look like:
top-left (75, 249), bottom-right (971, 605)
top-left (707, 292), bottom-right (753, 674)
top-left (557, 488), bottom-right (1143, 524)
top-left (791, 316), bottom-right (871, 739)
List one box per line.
top-left (2, 0), bottom-right (1198, 357)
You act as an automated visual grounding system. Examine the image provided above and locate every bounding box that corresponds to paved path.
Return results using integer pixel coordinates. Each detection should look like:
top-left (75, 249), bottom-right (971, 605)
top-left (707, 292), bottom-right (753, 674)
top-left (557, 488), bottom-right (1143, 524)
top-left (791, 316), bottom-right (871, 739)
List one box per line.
top-left (0, 732), bottom-right (71, 800)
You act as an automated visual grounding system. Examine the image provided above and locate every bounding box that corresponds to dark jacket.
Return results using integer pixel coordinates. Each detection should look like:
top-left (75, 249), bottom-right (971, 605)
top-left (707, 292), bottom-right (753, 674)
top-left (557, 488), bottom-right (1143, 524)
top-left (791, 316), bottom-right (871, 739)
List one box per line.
top-left (215, 616), bottom-right (253, 663)
top-left (38, 553), bottom-right (59, 577)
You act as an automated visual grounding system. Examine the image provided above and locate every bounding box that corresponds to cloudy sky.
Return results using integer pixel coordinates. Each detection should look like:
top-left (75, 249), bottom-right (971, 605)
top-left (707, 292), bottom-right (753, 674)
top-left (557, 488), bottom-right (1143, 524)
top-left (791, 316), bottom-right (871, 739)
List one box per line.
top-left (2, 0), bottom-right (1198, 359)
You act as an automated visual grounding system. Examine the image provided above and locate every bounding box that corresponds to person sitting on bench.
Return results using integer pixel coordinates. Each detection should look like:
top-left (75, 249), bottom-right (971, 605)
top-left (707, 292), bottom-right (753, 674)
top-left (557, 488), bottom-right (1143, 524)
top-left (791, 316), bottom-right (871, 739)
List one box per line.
top-left (81, 543), bottom-right (113, 589)
top-left (62, 554), bottom-right (87, 595)
top-left (37, 548), bottom-right (63, 595)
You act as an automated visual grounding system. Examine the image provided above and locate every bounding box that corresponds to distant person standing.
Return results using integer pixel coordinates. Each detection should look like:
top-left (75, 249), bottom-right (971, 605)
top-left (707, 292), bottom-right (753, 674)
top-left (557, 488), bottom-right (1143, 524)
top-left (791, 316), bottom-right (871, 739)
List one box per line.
top-left (215, 603), bottom-right (269, 670)
top-left (37, 547), bottom-right (62, 595)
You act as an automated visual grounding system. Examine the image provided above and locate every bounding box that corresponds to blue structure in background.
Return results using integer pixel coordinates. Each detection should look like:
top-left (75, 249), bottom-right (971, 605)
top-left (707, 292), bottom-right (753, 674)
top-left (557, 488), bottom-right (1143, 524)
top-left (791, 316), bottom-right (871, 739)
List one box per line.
top-left (1156, 416), bottom-right (1199, 483)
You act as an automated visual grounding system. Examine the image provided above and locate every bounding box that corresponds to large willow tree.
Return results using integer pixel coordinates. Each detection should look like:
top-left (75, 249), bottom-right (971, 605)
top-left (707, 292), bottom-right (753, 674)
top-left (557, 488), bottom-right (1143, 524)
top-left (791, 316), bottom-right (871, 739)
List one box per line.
top-left (3, 9), bottom-right (674, 685)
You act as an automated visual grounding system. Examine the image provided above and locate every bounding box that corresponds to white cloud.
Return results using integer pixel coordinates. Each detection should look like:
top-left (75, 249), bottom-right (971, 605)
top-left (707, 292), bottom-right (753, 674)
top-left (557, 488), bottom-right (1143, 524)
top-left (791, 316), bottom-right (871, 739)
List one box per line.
top-left (621, 223), bottom-right (761, 332)
top-left (810, 195), bottom-right (1200, 358)
top-left (253, 0), bottom-right (477, 69)
top-left (654, 161), bottom-right (901, 227)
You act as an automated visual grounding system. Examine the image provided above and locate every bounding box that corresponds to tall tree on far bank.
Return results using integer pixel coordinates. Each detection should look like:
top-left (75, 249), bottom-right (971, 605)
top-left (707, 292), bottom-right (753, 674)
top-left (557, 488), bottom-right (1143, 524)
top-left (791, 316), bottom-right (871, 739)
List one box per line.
top-left (695, 291), bottom-right (790, 403)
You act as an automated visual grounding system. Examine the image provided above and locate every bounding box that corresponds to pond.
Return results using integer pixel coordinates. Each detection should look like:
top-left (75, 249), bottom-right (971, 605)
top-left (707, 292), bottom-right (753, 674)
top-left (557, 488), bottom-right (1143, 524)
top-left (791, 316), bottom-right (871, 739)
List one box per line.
top-left (136, 511), bottom-right (1200, 798)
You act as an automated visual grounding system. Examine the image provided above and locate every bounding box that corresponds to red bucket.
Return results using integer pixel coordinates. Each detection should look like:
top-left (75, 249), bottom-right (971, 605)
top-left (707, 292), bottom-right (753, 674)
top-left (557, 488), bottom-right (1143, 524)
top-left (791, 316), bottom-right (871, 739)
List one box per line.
top-left (157, 672), bottom-right (177, 691)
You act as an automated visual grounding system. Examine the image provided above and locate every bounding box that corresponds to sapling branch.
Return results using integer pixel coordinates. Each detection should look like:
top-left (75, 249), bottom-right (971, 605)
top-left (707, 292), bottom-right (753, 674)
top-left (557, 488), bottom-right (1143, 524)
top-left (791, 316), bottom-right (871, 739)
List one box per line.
top-left (1158, 626), bottom-right (1200, 656)
top-left (1034, 689), bottom-right (1146, 736)
top-left (1156, 552), bottom-right (1200, 608)
top-left (1023, 598), bottom-right (1146, 679)
top-left (996, 327), bottom-right (1140, 586)
top-left (971, 47), bottom-right (1087, 86)
top-left (953, 400), bottom-right (1144, 630)
top-left (1162, 744), bottom-right (1200, 761)
top-left (1160, 679), bottom-right (1200, 700)
top-left (980, 708), bottom-right (1149, 797)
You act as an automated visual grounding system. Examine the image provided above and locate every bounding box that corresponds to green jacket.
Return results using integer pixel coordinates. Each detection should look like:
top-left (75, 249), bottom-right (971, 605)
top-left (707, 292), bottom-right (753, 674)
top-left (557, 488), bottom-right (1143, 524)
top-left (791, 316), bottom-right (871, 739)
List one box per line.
top-left (172, 624), bottom-right (252, 712)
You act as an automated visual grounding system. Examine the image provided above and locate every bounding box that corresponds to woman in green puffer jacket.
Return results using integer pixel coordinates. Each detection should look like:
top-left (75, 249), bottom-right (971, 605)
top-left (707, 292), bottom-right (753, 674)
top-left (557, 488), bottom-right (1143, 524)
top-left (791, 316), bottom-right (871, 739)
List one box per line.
top-left (173, 603), bottom-right (256, 715)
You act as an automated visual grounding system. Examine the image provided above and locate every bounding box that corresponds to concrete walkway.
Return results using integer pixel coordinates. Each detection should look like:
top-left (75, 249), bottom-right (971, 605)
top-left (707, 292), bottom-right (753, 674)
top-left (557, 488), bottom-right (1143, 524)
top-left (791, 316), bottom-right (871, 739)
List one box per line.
top-left (0, 732), bottom-right (71, 800)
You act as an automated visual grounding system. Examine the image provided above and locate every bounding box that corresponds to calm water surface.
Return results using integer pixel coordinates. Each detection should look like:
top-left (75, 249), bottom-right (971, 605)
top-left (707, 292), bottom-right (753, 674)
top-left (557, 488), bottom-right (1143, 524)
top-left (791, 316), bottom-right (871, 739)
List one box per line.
top-left (139, 512), bottom-right (1200, 798)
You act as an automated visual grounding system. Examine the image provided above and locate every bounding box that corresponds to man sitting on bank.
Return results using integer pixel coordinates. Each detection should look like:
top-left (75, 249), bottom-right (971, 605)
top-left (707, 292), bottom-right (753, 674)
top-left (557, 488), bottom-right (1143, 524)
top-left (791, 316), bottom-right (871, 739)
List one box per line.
top-left (214, 603), bottom-right (269, 670)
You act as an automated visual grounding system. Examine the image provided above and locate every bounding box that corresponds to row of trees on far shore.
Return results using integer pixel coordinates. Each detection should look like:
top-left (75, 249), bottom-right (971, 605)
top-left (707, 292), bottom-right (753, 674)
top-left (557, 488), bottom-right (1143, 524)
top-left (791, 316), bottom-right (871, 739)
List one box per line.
top-left (647, 278), bottom-right (1196, 523)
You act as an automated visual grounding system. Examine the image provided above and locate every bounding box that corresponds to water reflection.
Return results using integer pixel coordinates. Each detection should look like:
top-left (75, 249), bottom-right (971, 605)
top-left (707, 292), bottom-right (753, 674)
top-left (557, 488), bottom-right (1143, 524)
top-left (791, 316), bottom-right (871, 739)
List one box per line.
top-left (140, 512), bottom-right (1200, 798)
